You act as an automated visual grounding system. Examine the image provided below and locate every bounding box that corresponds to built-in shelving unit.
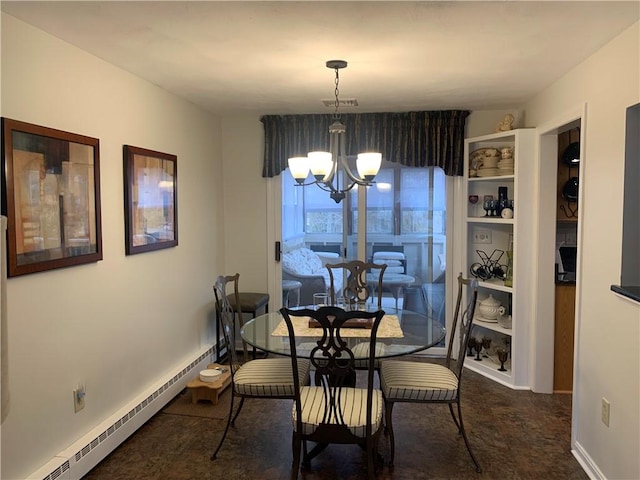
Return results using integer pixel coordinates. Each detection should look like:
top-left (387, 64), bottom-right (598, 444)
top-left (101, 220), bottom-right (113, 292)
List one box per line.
top-left (462, 129), bottom-right (537, 389)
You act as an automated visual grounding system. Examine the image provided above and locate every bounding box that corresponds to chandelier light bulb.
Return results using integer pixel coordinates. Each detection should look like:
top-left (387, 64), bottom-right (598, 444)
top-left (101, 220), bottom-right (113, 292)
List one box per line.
top-left (356, 152), bottom-right (382, 181)
top-left (308, 151), bottom-right (333, 181)
top-left (287, 156), bottom-right (310, 184)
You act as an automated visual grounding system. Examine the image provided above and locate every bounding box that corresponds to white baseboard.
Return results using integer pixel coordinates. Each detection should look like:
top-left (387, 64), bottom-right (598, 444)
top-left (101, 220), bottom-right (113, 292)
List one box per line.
top-left (28, 345), bottom-right (215, 480)
top-left (572, 440), bottom-right (606, 480)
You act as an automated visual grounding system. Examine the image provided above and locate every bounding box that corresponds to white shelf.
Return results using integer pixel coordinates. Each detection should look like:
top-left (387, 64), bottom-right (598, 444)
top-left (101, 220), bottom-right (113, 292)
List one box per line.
top-left (465, 355), bottom-right (512, 381)
top-left (477, 278), bottom-right (512, 293)
top-left (463, 128), bottom-right (536, 390)
top-left (468, 174), bottom-right (515, 181)
top-left (466, 216), bottom-right (514, 225)
top-left (473, 317), bottom-right (513, 336)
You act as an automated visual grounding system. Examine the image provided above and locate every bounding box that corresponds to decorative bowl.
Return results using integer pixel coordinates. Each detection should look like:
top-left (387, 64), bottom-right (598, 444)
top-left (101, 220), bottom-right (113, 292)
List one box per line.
top-left (199, 369), bottom-right (222, 383)
top-left (498, 314), bottom-right (512, 329)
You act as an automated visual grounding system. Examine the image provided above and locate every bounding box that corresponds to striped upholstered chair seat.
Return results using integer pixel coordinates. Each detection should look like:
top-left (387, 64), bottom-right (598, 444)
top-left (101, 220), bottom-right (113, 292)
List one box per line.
top-left (234, 358), bottom-right (311, 397)
top-left (380, 360), bottom-right (458, 401)
top-left (293, 386), bottom-right (383, 437)
top-left (351, 341), bottom-right (386, 369)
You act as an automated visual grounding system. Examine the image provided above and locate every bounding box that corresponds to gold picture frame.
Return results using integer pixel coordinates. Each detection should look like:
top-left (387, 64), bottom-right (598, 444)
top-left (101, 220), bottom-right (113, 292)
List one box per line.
top-left (123, 145), bottom-right (178, 255)
top-left (1, 118), bottom-right (102, 277)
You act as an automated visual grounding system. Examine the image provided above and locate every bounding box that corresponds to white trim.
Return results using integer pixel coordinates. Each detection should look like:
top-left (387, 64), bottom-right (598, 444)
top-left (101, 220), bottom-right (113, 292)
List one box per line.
top-left (535, 102), bottom-right (587, 453)
top-left (266, 176), bottom-right (282, 309)
top-left (572, 440), bottom-right (606, 480)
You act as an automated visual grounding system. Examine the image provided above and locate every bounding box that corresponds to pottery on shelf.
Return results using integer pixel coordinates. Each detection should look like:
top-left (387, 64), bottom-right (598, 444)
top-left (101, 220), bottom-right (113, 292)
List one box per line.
top-left (478, 294), bottom-right (506, 320)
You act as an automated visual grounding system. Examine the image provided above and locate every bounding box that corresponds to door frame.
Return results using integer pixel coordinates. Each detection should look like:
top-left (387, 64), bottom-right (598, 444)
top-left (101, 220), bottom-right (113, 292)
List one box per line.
top-left (534, 103), bottom-right (586, 406)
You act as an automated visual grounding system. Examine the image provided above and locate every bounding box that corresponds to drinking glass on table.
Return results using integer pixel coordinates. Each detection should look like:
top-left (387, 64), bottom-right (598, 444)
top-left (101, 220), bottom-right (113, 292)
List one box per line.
top-left (313, 293), bottom-right (329, 309)
top-left (336, 296), bottom-right (349, 310)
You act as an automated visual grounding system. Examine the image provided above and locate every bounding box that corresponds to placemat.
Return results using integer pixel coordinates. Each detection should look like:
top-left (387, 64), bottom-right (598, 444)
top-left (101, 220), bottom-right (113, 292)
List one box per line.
top-left (271, 314), bottom-right (403, 338)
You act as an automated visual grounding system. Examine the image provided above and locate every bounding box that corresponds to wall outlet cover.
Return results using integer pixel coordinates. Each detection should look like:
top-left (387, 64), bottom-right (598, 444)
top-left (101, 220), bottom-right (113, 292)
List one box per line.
top-left (473, 229), bottom-right (492, 244)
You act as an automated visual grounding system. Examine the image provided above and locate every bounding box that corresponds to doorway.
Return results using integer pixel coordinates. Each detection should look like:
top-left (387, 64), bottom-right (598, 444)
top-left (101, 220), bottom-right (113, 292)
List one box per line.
top-left (280, 161), bottom-right (449, 318)
top-left (535, 105), bottom-right (585, 396)
top-left (553, 126), bottom-right (580, 393)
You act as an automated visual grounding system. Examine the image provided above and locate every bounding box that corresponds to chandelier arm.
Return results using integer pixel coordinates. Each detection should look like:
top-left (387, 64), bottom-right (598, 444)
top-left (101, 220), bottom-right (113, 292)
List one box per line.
top-left (293, 179), bottom-right (326, 188)
top-left (313, 181), bottom-right (337, 194)
top-left (337, 133), bottom-right (369, 185)
top-left (322, 132), bottom-right (338, 187)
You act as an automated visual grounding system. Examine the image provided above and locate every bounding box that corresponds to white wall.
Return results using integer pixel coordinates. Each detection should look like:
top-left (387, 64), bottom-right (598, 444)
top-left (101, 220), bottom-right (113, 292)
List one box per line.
top-left (1, 14), bottom-right (223, 479)
top-left (220, 116), bottom-right (270, 292)
top-left (524, 22), bottom-right (639, 480)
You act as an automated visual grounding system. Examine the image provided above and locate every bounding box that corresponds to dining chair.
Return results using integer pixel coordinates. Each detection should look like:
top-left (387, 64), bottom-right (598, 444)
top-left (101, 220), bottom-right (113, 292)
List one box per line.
top-left (214, 273), bottom-right (270, 363)
top-left (280, 306), bottom-right (386, 480)
top-left (326, 260), bottom-right (387, 308)
top-left (326, 260), bottom-right (387, 369)
top-left (379, 273), bottom-right (481, 472)
top-left (210, 276), bottom-right (311, 461)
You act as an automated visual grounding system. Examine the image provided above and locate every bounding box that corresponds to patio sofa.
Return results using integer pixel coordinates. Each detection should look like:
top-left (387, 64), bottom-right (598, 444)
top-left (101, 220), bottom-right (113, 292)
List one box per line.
top-left (282, 247), bottom-right (343, 306)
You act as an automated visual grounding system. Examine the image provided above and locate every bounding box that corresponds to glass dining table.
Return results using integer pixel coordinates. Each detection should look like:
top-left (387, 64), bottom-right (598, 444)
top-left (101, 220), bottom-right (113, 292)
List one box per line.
top-left (240, 306), bottom-right (446, 360)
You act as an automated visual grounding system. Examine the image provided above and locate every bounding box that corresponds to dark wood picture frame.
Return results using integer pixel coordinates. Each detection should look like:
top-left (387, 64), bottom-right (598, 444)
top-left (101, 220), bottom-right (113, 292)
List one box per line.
top-left (1, 118), bottom-right (103, 277)
top-left (123, 145), bottom-right (177, 255)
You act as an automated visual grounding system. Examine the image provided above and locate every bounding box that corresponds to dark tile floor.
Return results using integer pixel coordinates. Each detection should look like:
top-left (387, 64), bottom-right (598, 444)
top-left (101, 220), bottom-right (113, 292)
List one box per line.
top-left (82, 360), bottom-right (588, 480)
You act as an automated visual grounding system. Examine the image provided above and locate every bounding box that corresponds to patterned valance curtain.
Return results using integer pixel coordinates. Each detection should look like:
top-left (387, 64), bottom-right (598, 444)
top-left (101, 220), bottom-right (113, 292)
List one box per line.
top-left (261, 110), bottom-right (470, 178)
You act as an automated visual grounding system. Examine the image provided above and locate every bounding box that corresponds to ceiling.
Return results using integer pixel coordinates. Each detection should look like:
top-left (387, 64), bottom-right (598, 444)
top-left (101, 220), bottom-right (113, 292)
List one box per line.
top-left (2, 1), bottom-right (638, 116)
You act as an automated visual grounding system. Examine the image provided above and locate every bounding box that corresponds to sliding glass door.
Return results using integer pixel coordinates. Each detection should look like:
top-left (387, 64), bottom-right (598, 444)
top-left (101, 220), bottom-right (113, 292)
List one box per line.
top-left (281, 160), bottom-right (448, 323)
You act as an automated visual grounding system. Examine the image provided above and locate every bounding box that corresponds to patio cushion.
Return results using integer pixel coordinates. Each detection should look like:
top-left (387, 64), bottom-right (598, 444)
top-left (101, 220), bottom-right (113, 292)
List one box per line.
top-left (373, 251), bottom-right (405, 261)
top-left (282, 247), bottom-right (323, 275)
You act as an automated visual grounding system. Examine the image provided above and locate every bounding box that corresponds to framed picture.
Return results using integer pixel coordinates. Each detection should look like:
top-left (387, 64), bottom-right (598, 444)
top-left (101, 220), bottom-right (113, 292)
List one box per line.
top-left (123, 145), bottom-right (177, 255)
top-left (1, 118), bottom-right (102, 277)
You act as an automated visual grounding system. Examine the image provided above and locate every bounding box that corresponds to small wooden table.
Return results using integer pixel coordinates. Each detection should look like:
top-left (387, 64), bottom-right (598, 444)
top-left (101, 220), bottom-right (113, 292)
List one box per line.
top-left (186, 363), bottom-right (231, 405)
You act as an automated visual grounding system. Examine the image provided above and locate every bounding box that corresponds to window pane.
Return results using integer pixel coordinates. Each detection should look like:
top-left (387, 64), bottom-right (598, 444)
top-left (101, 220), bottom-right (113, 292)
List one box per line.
top-left (281, 169), bottom-right (305, 241)
top-left (304, 173), bottom-right (343, 234)
top-left (400, 167), bottom-right (446, 234)
top-left (367, 169), bottom-right (394, 234)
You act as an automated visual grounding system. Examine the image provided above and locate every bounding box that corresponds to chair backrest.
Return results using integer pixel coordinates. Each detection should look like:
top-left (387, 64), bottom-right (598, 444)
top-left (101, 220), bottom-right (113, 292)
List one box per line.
top-left (447, 273), bottom-right (479, 379)
top-left (326, 260), bottom-right (387, 308)
top-left (213, 274), bottom-right (244, 373)
top-left (280, 306), bottom-right (385, 441)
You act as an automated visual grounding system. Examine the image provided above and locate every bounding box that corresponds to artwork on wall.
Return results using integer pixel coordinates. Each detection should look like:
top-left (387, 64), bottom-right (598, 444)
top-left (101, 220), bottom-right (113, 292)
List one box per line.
top-left (1, 118), bottom-right (102, 277)
top-left (123, 145), bottom-right (178, 255)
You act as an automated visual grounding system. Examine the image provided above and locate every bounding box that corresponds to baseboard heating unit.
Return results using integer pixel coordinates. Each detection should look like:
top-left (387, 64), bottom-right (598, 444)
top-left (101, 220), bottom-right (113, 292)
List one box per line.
top-left (29, 345), bottom-right (215, 480)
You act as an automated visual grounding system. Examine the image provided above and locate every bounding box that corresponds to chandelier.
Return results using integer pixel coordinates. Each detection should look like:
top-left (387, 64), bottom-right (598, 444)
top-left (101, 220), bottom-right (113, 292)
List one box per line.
top-left (287, 60), bottom-right (382, 203)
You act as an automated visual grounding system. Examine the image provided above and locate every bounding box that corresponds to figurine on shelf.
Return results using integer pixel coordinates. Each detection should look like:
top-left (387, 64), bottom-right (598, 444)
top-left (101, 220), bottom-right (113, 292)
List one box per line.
top-left (495, 113), bottom-right (515, 132)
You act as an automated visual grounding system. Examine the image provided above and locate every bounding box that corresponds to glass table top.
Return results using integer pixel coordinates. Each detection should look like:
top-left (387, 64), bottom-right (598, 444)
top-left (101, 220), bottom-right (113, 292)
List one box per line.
top-left (240, 307), bottom-right (445, 360)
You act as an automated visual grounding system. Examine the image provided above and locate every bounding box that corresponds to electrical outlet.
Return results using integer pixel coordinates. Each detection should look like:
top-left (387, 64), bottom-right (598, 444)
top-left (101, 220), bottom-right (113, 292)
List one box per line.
top-left (601, 397), bottom-right (610, 427)
top-left (73, 384), bottom-right (86, 413)
top-left (473, 229), bottom-right (492, 244)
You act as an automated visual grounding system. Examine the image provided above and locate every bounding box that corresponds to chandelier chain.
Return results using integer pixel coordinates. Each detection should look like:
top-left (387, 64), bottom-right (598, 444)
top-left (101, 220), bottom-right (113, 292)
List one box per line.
top-left (333, 67), bottom-right (341, 119)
